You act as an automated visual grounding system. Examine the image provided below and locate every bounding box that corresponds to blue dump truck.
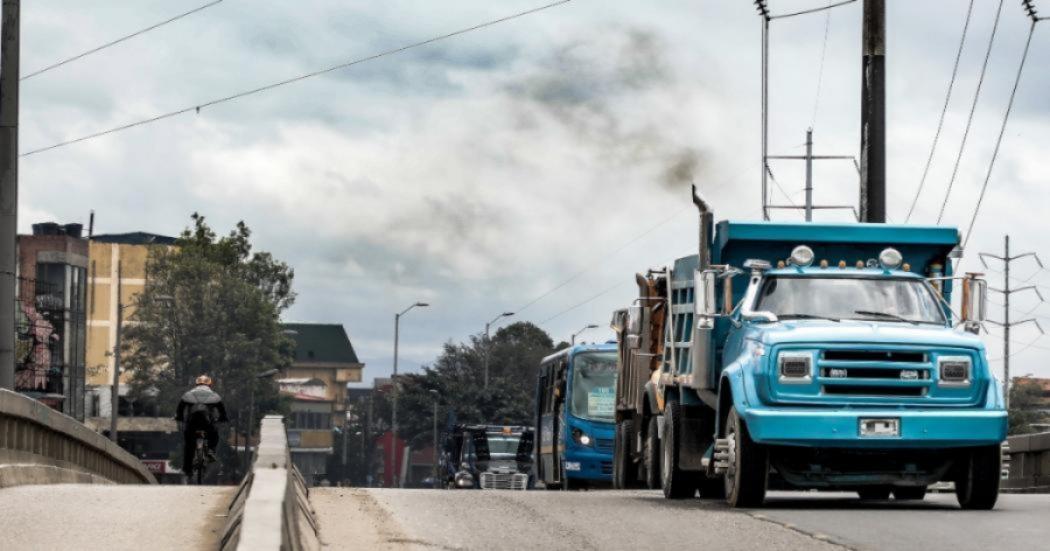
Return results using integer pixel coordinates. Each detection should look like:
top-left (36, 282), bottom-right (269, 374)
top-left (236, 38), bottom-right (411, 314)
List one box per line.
top-left (610, 187), bottom-right (1005, 509)
top-left (535, 343), bottom-right (618, 489)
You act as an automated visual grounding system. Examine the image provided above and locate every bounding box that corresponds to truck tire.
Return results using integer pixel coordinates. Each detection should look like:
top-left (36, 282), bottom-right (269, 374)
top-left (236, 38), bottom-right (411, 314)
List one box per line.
top-left (724, 406), bottom-right (767, 508)
top-left (614, 419), bottom-right (638, 489)
top-left (698, 475), bottom-right (726, 499)
top-left (956, 445), bottom-right (1001, 510)
top-left (644, 415), bottom-right (661, 490)
top-left (857, 487), bottom-right (891, 500)
top-left (661, 399), bottom-right (698, 499)
top-left (893, 486), bottom-right (927, 501)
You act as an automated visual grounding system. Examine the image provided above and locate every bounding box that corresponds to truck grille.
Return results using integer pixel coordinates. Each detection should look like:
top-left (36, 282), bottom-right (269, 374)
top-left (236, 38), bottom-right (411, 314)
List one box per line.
top-left (479, 472), bottom-right (528, 490)
top-left (769, 345), bottom-right (983, 406)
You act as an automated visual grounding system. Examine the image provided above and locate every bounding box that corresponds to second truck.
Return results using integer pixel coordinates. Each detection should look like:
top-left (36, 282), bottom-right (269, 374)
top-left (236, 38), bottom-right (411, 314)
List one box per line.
top-left (610, 186), bottom-right (1006, 509)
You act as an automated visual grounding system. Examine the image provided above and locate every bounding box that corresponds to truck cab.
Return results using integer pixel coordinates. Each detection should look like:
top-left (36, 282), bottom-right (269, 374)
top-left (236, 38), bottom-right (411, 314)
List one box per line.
top-left (611, 199), bottom-right (1005, 509)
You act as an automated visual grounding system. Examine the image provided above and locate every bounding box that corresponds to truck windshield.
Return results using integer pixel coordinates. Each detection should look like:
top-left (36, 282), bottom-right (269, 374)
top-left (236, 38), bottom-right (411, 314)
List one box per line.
top-left (486, 434), bottom-right (522, 456)
top-left (756, 276), bottom-right (946, 325)
top-left (570, 352), bottom-right (617, 422)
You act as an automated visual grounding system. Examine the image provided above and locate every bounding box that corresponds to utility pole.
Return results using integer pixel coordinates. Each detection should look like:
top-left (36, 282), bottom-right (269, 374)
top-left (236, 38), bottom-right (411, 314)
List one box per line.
top-left (109, 260), bottom-right (122, 442)
top-left (979, 235), bottom-right (1044, 409)
top-left (860, 0), bottom-right (886, 222)
top-left (0, 0), bottom-right (20, 391)
top-left (428, 389), bottom-right (439, 489)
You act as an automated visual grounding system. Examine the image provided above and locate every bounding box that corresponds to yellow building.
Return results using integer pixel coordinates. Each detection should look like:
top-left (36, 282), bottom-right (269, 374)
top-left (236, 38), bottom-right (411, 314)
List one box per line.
top-left (279, 323), bottom-right (365, 485)
top-left (84, 232), bottom-right (176, 418)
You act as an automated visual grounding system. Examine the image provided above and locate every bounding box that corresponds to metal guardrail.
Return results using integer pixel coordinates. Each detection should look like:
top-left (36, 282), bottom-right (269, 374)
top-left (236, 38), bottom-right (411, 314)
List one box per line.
top-left (1004, 431), bottom-right (1050, 492)
top-left (0, 389), bottom-right (155, 487)
top-left (220, 415), bottom-right (320, 551)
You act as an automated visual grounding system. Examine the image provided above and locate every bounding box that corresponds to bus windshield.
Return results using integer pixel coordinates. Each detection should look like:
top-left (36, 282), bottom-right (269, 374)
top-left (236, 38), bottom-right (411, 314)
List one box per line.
top-left (486, 434), bottom-right (522, 456)
top-left (570, 352), bottom-right (617, 423)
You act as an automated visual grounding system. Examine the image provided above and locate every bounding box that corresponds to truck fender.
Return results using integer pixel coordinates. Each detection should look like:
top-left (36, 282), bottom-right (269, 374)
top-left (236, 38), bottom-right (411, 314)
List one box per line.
top-left (715, 361), bottom-right (758, 437)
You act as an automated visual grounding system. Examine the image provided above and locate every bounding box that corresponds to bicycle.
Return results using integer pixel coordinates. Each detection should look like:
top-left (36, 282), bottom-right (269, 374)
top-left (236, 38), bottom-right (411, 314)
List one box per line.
top-left (191, 430), bottom-right (209, 485)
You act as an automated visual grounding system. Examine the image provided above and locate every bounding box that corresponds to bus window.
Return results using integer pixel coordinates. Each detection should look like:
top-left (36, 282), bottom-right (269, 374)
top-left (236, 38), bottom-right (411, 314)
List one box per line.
top-left (570, 351), bottom-right (617, 422)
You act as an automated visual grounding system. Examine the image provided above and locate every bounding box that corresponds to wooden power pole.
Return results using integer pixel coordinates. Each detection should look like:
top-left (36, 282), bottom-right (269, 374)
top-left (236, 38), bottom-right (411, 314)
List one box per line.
top-left (0, 0), bottom-right (19, 390)
top-left (860, 0), bottom-right (886, 223)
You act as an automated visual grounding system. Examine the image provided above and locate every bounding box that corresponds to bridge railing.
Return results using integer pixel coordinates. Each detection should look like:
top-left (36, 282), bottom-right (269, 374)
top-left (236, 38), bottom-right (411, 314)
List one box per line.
top-left (220, 414), bottom-right (320, 551)
top-left (0, 389), bottom-right (155, 487)
top-left (1005, 431), bottom-right (1050, 492)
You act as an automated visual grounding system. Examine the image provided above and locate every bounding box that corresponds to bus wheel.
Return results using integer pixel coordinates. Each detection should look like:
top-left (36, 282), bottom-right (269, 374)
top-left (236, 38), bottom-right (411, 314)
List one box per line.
top-left (956, 445), bottom-right (1000, 510)
top-left (857, 487), bottom-right (891, 500)
top-left (724, 406), bottom-right (767, 508)
top-left (614, 419), bottom-right (637, 489)
top-left (644, 415), bottom-right (661, 490)
top-left (661, 400), bottom-right (698, 499)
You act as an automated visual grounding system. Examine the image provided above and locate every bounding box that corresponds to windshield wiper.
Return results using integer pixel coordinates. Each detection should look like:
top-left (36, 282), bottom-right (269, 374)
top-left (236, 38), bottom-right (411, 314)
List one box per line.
top-left (778, 313), bottom-right (840, 322)
top-left (852, 310), bottom-right (919, 325)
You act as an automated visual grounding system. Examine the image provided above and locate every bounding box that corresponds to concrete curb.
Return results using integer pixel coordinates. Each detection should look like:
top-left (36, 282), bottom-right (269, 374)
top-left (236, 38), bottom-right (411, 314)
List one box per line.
top-left (0, 389), bottom-right (155, 486)
top-left (222, 415), bottom-right (320, 551)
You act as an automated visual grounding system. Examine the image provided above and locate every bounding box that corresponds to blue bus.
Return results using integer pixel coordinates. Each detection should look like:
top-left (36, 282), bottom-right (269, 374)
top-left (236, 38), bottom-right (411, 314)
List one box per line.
top-left (534, 343), bottom-right (618, 489)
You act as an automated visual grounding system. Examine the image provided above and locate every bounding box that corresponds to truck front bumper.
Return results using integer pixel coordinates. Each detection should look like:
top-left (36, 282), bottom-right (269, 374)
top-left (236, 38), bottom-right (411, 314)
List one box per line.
top-left (743, 407), bottom-right (1007, 448)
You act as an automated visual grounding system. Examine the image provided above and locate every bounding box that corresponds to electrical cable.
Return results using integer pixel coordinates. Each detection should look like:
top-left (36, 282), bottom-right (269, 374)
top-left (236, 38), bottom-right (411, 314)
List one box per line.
top-left (961, 20), bottom-right (1038, 250)
top-left (21, 0), bottom-right (225, 81)
top-left (20, 0), bottom-right (574, 157)
top-left (809, 3), bottom-right (833, 129)
top-left (935, 0), bottom-right (1006, 224)
top-left (904, 0), bottom-right (976, 223)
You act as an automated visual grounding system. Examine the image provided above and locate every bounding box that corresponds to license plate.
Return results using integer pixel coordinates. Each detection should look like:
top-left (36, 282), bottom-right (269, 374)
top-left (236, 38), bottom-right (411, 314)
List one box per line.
top-left (859, 418), bottom-right (900, 438)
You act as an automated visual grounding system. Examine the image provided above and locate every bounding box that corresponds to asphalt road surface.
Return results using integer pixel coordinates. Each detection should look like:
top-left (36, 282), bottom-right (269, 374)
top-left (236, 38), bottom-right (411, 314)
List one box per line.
top-left (0, 484), bottom-right (233, 551)
top-left (312, 488), bottom-right (1050, 551)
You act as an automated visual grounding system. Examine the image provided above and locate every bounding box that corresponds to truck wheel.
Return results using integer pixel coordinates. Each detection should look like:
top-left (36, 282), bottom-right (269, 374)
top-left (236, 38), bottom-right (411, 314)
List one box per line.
top-left (661, 399), bottom-right (698, 499)
top-left (698, 475), bottom-right (726, 499)
top-left (956, 445), bottom-right (1001, 510)
top-left (857, 487), bottom-right (891, 500)
top-left (614, 419), bottom-right (637, 489)
top-left (644, 415), bottom-right (661, 490)
top-left (724, 407), bottom-right (767, 508)
top-left (893, 486), bottom-right (927, 501)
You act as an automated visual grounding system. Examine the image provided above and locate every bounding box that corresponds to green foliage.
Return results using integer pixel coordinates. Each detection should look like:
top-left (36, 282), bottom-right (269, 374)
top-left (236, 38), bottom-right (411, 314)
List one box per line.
top-left (1008, 379), bottom-right (1047, 435)
top-left (392, 321), bottom-right (556, 447)
top-left (123, 214), bottom-right (295, 425)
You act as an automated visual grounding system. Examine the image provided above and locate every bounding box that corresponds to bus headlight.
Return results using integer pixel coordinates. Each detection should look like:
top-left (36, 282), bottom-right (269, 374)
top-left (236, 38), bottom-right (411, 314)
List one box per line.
top-left (572, 428), bottom-right (592, 446)
top-left (938, 356), bottom-right (971, 387)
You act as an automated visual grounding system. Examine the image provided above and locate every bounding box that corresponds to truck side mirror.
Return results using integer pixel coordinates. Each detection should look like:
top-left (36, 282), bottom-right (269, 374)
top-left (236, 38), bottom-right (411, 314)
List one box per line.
top-left (694, 270), bottom-right (718, 329)
top-left (960, 273), bottom-right (986, 334)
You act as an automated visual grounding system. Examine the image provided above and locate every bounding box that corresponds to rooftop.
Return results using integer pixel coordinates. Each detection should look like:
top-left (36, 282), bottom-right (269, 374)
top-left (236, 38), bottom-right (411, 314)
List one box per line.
top-left (283, 322), bottom-right (360, 364)
top-left (91, 232), bottom-right (177, 245)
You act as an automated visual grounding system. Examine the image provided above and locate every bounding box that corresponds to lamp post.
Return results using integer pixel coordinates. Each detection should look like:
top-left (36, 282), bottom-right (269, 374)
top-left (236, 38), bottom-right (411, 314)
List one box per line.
top-left (428, 389), bottom-right (440, 489)
top-left (392, 301), bottom-right (428, 487)
top-left (483, 311), bottom-right (514, 389)
top-left (571, 323), bottom-right (599, 346)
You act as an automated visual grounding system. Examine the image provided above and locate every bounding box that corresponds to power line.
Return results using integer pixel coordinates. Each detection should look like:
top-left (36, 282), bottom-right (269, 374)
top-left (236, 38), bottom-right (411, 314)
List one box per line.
top-left (540, 281), bottom-right (628, 324)
top-left (809, 2), bottom-right (833, 129)
top-left (21, 0), bottom-right (225, 81)
top-left (20, 0), bottom-right (574, 157)
top-left (903, 0), bottom-right (975, 223)
top-left (961, 19), bottom-right (1039, 250)
top-left (935, 0), bottom-right (1006, 224)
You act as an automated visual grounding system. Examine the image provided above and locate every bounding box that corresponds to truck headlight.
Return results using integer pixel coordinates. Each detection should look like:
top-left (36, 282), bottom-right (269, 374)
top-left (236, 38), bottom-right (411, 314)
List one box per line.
top-left (938, 356), bottom-right (971, 387)
top-left (778, 352), bottom-right (812, 383)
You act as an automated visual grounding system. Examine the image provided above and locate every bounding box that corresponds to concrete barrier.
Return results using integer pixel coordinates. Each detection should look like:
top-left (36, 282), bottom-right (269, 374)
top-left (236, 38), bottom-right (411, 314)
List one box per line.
top-left (220, 415), bottom-right (320, 551)
top-left (0, 389), bottom-right (155, 487)
top-left (1004, 431), bottom-right (1050, 492)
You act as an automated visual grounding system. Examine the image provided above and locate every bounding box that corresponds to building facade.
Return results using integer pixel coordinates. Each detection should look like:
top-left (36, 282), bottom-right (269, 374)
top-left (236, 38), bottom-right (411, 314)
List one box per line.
top-left (84, 232), bottom-right (176, 418)
top-left (280, 323), bottom-right (364, 485)
top-left (16, 223), bottom-right (89, 419)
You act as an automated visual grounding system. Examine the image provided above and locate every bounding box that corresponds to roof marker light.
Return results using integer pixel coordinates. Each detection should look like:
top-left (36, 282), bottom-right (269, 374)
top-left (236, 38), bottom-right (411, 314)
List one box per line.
top-left (856, 260), bottom-right (865, 268)
top-left (819, 259), bottom-right (828, 269)
top-left (838, 260), bottom-right (847, 268)
top-left (879, 248), bottom-right (903, 270)
top-left (789, 245), bottom-right (815, 267)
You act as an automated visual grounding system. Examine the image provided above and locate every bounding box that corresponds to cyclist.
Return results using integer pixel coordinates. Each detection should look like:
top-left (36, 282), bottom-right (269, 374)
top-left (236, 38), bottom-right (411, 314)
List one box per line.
top-left (175, 375), bottom-right (228, 478)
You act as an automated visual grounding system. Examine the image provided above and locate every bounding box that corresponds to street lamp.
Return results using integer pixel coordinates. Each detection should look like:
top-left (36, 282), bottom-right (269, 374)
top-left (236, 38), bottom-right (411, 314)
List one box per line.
top-left (392, 301), bottom-right (428, 487)
top-left (571, 324), bottom-right (600, 345)
top-left (483, 311), bottom-right (514, 389)
top-left (428, 389), bottom-right (440, 489)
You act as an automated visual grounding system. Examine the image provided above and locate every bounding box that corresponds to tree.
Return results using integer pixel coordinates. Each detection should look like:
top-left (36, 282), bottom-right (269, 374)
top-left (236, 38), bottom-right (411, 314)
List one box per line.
top-left (390, 321), bottom-right (556, 448)
top-left (1008, 379), bottom-right (1046, 435)
top-left (122, 214), bottom-right (295, 475)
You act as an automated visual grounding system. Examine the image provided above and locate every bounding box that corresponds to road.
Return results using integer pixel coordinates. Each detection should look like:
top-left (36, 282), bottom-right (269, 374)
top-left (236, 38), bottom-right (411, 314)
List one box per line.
top-left (312, 488), bottom-right (1050, 551)
top-left (0, 484), bottom-right (233, 551)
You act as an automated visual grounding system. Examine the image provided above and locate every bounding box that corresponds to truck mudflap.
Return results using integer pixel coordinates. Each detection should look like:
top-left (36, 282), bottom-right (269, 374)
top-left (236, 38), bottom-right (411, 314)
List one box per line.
top-left (741, 407), bottom-right (1007, 448)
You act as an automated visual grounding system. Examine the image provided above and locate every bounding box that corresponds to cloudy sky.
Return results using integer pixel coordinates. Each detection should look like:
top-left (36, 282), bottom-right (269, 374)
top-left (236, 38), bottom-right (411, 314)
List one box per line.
top-left (17, 0), bottom-right (1050, 383)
